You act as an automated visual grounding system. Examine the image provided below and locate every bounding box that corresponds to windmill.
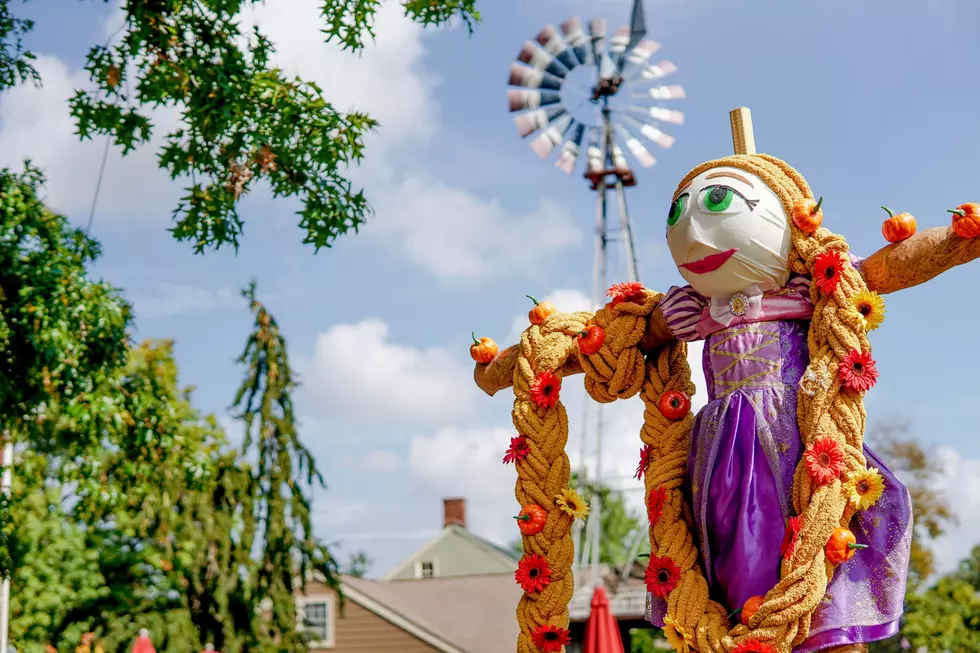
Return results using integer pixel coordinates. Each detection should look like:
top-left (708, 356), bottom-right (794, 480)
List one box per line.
top-left (505, 0), bottom-right (685, 583)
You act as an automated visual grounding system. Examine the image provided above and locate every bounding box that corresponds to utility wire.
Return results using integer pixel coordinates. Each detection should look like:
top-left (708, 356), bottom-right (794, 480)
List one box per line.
top-left (85, 136), bottom-right (112, 235)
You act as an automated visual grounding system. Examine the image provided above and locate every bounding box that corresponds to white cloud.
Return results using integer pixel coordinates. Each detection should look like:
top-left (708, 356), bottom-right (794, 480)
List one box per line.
top-left (368, 178), bottom-right (582, 280)
top-left (296, 318), bottom-right (477, 425)
top-left (129, 283), bottom-right (241, 320)
top-left (340, 449), bottom-right (403, 474)
top-left (0, 56), bottom-right (180, 221)
top-left (929, 446), bottom-right (980, 574)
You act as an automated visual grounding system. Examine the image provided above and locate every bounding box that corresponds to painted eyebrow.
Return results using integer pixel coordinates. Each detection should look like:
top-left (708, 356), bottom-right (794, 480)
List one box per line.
top-left (704, 171), bottom-right (755, 188)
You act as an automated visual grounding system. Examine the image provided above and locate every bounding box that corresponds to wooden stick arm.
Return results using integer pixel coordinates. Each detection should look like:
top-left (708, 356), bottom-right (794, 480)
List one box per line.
top-left (859, 226), bottom-right (980, 295)
top-left (472, 305), bottom-right (676, 397)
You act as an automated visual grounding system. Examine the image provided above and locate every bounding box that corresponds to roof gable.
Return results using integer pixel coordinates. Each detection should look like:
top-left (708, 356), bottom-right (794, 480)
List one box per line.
top-left (383, 525), bottom-right (517, 580)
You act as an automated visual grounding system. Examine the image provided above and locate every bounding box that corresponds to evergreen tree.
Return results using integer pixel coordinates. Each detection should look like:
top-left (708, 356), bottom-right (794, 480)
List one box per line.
top-left (231, 283), bottom-right (338, 652)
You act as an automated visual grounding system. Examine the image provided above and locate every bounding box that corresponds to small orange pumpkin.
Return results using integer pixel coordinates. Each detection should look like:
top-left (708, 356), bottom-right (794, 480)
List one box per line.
top-left (577, 325), bottom-right (606, 355)
top-left (741, 595), bottom-right (765, 626)
top-left (881, 206), bottom-right (917, 243)
top-left (526, 295), bottom-right (556, 325)
top-left (469, 332), bottom-right (498, 364)
top-left (658, 390), bottom-right (691, 421)
top-left (949, 203), bottom-right (980, 238)
top-left (792, 196), bottom-right (823, 234)
top-left (825, 527), bottom-right (869, 565)
top-left (515, 504), bottom-right (548, 536)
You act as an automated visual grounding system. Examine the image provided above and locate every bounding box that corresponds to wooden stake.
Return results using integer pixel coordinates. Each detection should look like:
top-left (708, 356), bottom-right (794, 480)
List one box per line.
top-left (729, 106), bottom-right (756, 155)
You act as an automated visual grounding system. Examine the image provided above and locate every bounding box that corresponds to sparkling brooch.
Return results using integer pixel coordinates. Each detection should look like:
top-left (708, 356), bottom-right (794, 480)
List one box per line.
top-left (728, 292), bottom-right (749, 316)
top-left (799, 361), bottom-right (831, 397)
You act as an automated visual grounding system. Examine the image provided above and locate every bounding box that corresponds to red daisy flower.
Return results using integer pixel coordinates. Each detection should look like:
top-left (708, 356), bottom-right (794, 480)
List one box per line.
top-left (503, 435), bottom-right (531, 464)
top-left (607, 281), bottom-right (646, 306)
top-left (813, 250), bottom-right (845, 295)
top-left (732, 640), bottom-right (777, 653)
top-left (780, 516), bottom-right (802, 560)
top-left (804, 437), bottom-right (846, 485)
top-left (644, 555), bottom-right (681, 598)
top-left (529, 371), bottom-right (561, 409)
top-left (647, 486), bottom-right (667, 525)
top-left (839, 349), bottom-right (879, 393)
top-left (634, 444), bottom-right (653, 480)
top-left (515, 554), bottom-right (552, 594)
top-left (531, 624), bottom-right (571, 652)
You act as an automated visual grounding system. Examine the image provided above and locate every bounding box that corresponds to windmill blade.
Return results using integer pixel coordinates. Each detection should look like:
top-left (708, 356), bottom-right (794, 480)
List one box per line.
top-left (609, 25), bottom-right (631, 70)
top-left (530, 114), bottom-right (574, 159)
top-left (646, 84), bottom-right (686, 100)
top-left (623, 114), bottom-right (676, 149)
top-left (518, 40), bottom-right (570, 79)
top-left (625, 40), bottom-right (661, 67)
top-left (536, 24), bottom-right (579, 71)
top-left (508, 63), bottom-right (563, 91)
top-left (560, 17), bottom-right (590, 66)
top-left (640, 60), bottom-right (679, 81)
top-left (611, 143), bottom-right (630, 173)
top-left (514, 106), bottom-right (567, 138)
top-left (646, 106), bottom-right (685, 125)
top-left (507, 89), bottom-right (562, 112)
top-left (555, 123), bottom-right (586, 175)
top-left (585, 127), bottom-right (603, 177)
top-left (615, 125), bottom-right (656, 168)
top-left (588, 18), bottom-right (615, 78)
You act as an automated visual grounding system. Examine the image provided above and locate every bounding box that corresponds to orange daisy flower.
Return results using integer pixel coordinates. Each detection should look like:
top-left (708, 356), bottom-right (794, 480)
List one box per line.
top-left (634, 444), bottom-right (653, 479)
top-left (529, 371), bottom-right (561, 409)
top-left (647, 486), bottom-right (667, 525)
top-left (531, 624), bottom-right (571, 652)
top-left (804, 436), bottom-right (846, 485)
top-left (813, 250), bottom-right (845, 294)
top-left (839, 349), bottom-right (879, 393)
top-left (515, 554), bottom-right (551, 594)
top-left (780, 516), bottom-right (802, 560)
top-left (607, 281), bottom-right (646, 305)
top-left (502, 435), bottom-right (530, 464)
top-left (732, 640), bottom-right (777, 653)
top-left (644, 555), bottom-right (681, 598)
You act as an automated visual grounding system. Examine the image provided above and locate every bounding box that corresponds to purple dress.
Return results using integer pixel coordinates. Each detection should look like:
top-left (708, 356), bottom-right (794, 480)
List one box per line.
top-left (646, 274), bottom-right (912, 652)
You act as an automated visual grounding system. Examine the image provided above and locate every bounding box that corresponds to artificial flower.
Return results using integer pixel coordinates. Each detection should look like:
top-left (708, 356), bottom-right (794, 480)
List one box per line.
top-left (555, 488), bottom-right (589, 520)
top-left (647, 485), bottom-right (667, 525)
top-left (515, 554), bottom-right (552, 594)
top-left (607, 281), bottom-right (646, 305)
top-left (780, 516), bottom-right (802, 560)
top-left (634, 444), bottom-right (653, 480)
top-left (531, 624), bottom-right (570, 652)
top-left (662, 615), bottom-right (692, 653)
top-left (503, 435), bottom-right (531, 464)
top-left (529, 371), bottom-right (562, 409)
top-left (644, 555), bottom-right (681, 598)
top-left (851, 290), bottom-right (886, 332)
top-left (844, 467), bottom-right (886, 511)
top-left (732, 640), bottom-right (777, 653)
top-left (804, 436), bottom-right (846, 485)
top-left (813, 250), bottom-right (845, 295)
top-left (839, 349), bottom-right (879, 393)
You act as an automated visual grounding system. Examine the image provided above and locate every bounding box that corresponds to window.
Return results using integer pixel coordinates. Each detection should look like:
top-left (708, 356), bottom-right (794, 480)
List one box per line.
top-left (297, 596), bottom-right (335, 649)
top-left (420, 561), bottom-right (434, 578)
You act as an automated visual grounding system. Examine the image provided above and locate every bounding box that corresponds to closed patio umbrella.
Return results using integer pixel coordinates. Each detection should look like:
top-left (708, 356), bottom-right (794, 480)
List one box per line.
top-left (582, 586), bottom-right (624, 653)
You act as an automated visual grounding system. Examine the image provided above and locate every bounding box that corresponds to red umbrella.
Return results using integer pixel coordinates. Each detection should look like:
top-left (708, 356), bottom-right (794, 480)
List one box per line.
top-left (583, 586), bottom-right (625, 653)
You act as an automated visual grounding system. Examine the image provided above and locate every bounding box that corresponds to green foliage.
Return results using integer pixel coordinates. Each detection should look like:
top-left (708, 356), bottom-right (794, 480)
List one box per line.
top-left (59, 0), bottom-right (481, 252)
top-left (8, 453), bottom-right (105, 653)
top-left (902, 575), bottom-right (980, 652)
top-left (0, 0), bottom-right (37, 91)
top-left (342, 551), bottom-right (372, 578)
top-left (231, 282), bottom-right (339, 652)
top-left (0, 164), bottom-right (131, 433)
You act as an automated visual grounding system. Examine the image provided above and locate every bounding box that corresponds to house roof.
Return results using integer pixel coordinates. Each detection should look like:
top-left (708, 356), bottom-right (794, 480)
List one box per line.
top-left (343, 573), bottom-right (523, 653)
top-left (382, 524), bottom-right (519, 580)
top-left (335, 564), bottom-right (651, 652)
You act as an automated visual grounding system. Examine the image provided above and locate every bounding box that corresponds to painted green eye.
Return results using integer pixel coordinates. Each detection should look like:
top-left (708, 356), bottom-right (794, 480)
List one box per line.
top-left (667, 194), bottom-right (688, 227)
top-left (703, 185), bottom-right (733, 212)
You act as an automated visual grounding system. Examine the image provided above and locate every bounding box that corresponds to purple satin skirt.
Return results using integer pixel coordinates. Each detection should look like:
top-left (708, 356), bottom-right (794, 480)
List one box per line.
top-left (647, 320), bottom-right (912, 652)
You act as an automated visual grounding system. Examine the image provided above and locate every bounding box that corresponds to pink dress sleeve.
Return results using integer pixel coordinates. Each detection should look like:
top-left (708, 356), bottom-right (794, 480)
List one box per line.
top-left (659, 285), bottom-right (707, 342)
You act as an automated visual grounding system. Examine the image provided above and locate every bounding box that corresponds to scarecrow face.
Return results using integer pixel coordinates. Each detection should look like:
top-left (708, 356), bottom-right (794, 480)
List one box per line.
top-left (665, 166), bottom-right (792, 298)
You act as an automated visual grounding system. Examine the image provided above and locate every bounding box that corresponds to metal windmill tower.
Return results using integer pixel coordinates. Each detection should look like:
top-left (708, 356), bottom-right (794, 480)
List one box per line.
top-left (506, 0), bottom-right (685, 581)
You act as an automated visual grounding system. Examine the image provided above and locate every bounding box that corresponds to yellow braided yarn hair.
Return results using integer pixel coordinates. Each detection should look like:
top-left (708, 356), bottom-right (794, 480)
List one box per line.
top-left (510, 154), bottom-right (872, 653)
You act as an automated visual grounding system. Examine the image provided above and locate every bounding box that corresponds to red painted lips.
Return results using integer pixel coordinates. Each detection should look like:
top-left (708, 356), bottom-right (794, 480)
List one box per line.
top-left (679, 249), bottom-right (737, 274)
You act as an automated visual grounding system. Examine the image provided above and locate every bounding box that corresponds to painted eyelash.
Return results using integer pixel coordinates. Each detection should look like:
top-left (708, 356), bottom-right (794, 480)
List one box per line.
top-left (705, 184), bottom-right (759, 212)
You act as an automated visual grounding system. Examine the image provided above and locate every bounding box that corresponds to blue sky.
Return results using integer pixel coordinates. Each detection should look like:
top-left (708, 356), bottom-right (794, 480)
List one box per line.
top-left (4, 0), bottom-right (980, 577)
